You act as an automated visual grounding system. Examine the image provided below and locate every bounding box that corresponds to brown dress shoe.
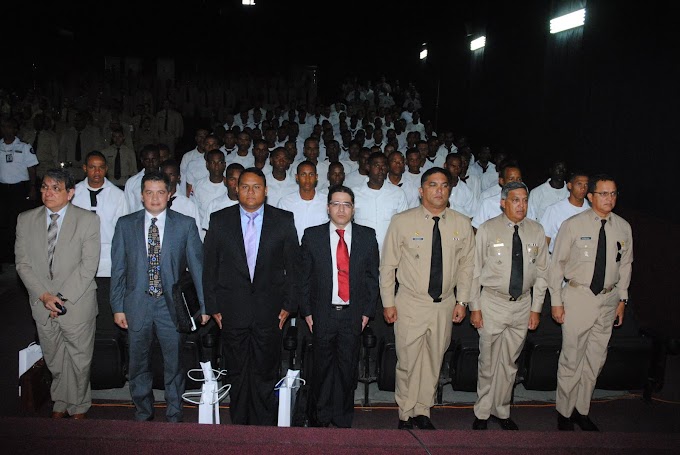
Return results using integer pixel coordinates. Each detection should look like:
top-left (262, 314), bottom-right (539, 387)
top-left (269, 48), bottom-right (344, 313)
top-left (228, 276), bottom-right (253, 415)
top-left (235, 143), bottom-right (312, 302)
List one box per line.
top-left (72, 413), bottom-right (86, 420)
top-left (51, 411), bottom-right (66, 419)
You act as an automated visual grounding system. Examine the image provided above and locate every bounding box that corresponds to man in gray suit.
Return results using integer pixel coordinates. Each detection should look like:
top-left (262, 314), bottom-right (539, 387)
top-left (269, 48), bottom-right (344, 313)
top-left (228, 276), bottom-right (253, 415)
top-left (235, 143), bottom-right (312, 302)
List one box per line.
top-left (111, 171), bottom-right (208, 422)
top-left (15, 168), bottom-right (101, 419)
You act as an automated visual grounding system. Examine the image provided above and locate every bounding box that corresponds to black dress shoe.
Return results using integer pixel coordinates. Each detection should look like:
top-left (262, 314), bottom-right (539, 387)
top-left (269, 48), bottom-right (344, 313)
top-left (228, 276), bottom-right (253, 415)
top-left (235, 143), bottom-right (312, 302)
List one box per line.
top-left (472, 418), bottom-right (488, 430)
top-left (571, 411), bottom-right (599, 431)
top-left (412, 415), bottom-right (436, 430)
top-left (494, 416), bottom-right (519, 430)
top-left (557, 413), bottom-right (574, 431)
top-left (398, 418), bottom-right (414, 429)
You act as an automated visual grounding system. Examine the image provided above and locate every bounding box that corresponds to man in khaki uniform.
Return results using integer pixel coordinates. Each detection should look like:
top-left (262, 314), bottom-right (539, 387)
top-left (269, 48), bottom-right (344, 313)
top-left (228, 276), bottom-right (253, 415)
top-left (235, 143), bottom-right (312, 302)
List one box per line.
top-left (156, 100), bottom-right (184, 154)
top-left (102, 127), bottom-right (137, 188)
top-left (549, 174), bottom-right (633, 431)
top-left (470, 181), bottom-right (548, 430)
top-left (381, 167), bottom-right (475, 430)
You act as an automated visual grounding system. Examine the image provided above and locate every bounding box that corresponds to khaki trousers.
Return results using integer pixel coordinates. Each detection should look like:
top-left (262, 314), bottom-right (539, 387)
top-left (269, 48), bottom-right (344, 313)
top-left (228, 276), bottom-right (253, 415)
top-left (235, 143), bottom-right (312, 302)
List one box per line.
top-left (36, 316), bottom-right (95, 415)
top-left (394, 288), bottom-right (455, 420)
top-left (474, 290), bottom-right (530, 420)
top-left (556, 284), bottom-right (618, 417)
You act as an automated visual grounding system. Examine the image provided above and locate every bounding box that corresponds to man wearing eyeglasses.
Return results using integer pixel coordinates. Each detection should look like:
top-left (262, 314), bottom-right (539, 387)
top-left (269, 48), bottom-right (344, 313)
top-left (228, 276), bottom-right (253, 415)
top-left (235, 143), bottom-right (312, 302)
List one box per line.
top-left (299, 185), bottom-right (380, 427)
top-left (15, 168), bottom-right (100, 419)
top-left (548, 174), bottom-right (633, 432)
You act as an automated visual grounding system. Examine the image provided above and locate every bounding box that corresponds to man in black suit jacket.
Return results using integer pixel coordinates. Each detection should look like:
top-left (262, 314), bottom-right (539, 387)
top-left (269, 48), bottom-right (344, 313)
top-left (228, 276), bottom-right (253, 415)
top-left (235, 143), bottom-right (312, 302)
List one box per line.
top-left (299, 185), bottom-right (380, 427)
top-left (203, 167), bottom-right (300, 426)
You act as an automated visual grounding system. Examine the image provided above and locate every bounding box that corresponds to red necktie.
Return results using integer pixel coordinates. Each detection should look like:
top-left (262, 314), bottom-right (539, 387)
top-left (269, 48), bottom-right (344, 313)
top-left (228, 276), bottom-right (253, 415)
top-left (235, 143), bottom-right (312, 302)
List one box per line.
top-left (336, 229), bottom-right (350, 301)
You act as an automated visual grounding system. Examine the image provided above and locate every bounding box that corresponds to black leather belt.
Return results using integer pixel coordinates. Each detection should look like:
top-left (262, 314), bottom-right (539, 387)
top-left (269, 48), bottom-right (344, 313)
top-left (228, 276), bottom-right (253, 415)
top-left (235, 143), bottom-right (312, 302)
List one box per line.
top-left (432, 298), bottom-right (442, 303)
top-left (332, 304), bottom-right (348, 310)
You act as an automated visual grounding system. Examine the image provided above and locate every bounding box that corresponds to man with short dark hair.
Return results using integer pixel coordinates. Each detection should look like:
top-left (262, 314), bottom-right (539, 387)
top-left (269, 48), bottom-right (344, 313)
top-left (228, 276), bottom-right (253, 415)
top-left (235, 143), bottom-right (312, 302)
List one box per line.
top-left (381, 167), bottom-right (474, 430)
top-left (191, 149), bottom-right (227, 227)
top-left (472, 163), bottom-right (523, 230)
top-left (470, 181), bottom-right (548, 431)
top-left (540, 171), bottom-right (590, 253)
top-left (124, 144), bottom-right (161, 212)
top-left (527, 160), bottom-right (569, 222)
top-left (203, 163), bottom-right (243, 235)
top-left (16, 168), bottom-right (100, 419)
top-left (203, 167), bottom-right (300, 425)
top-left (278, 161), bottom-right (329, 243)
top-left (549, 175), bottom-right (633, 432)
top-left (299, 185), bottom-right (379, 427)
top-left (445, 153), bottom-right (476, 217)
top-left (102, 126), bottom-right (137, 188)
top-left (111, 171), bottom-right (207, 422)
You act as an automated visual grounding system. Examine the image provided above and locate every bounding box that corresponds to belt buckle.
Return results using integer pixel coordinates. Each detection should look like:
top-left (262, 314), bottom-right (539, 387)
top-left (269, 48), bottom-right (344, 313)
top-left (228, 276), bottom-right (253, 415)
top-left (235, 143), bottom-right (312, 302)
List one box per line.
top-left (509, 296), bottom-right (517, 301)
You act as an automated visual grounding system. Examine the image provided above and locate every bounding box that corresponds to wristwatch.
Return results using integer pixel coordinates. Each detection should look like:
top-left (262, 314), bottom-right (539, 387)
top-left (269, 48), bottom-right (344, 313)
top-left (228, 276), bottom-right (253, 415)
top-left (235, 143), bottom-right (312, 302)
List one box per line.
top-left (456, 301), bottom-right (468, 308)
top-left (619, 299), bottom-right (628, 305)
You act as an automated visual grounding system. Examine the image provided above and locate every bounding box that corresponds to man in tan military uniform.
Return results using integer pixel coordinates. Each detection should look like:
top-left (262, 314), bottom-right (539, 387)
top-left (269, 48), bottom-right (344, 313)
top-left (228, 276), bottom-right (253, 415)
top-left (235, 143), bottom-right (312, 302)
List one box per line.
top-left (381, 167), bottom-right (475, 430)
top-left (549, 174), bottom-right (633, 431)
top-left (470, 181), bottom-right (548, 430)
top-left (101, 127), bottom-right (137, 188)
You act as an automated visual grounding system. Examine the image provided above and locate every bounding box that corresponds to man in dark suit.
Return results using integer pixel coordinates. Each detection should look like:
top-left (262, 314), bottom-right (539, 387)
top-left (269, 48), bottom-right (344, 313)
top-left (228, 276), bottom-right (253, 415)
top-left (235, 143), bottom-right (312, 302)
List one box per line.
top-left (110, 171), bottom-right (208, 422)
top-left (15, 168), bottom-right (100, 419)
top-left (203, 167), bottom-right (300, 426)
top-left (299, 185), bottom-right (380, 428)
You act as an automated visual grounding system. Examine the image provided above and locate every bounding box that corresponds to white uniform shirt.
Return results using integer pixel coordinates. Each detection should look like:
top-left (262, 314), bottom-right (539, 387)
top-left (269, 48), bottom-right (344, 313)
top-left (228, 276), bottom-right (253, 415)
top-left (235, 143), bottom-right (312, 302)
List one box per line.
top-left (0, 137), bottom-right (38, 183)
top-left (352, 182), bottom-right (409, 253)
top-left (179, 148), bottom-right (202, 195)
top-left (226, 152), bottom-right (255, 169)
top-left (527, 179), bottom-right (570, 222)
top-left (202, 195), bottom-right (239, 234)
top-left (72, 179), bottom-right (128, 277)
top-left (191, 177), bottom-right (228, 228)
top-left (344, 171), bottom-right (369, 189)
top-left (448, 181), bottom-right (476, 218)
top-left (277, 191), bottom-right (329, 243)
top-left (471, 193), bottom-right (502, 229)
top-left (124, 169), bottom-right (146, 213)
top-left (263, 171), bottom-right (298, 207)
top-left (436, 144), bottom-right (458, 160)
top-left (168, 193), bottom-right (202, 239)
top-left (387, 176), bottom-right (420, 209)
top-left (421, 155), bottom-right (445, 171)
top-left (539, 197), bottom-right (590, 253)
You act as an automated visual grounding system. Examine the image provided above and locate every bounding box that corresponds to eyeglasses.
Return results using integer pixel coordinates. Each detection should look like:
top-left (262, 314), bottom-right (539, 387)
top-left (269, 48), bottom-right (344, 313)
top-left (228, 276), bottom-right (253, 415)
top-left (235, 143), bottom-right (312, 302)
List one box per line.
top-left (329, 201), bottom-right (353, 209)
top-left (592, 191), bottom-right (619, 198)
top-left (40, 184), bottom-right (65, 193)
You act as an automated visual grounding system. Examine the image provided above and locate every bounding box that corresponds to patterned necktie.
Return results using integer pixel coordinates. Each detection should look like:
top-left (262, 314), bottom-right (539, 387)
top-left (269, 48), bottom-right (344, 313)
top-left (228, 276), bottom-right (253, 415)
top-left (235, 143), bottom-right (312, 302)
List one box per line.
top-left (336, 229), bottom-right (350, 302)
top-left (47, 213), bottom-right (59, 279)
top-left (148, 217), bottom-right (162, 297)
top-left (75, 131), bottom-right (82, 162)
top-left (88, 188), bottom-right (103, 211)
top-left (509, 225), bottom-right (524, 300)
top-left (590, 219), bottom-right (607, 295)
top-left (244, 211), bottom-right (259, 282)
top-left (114, 147), bottom-right (122, 180)
top-left (428, 216), bottom-right (443, 301)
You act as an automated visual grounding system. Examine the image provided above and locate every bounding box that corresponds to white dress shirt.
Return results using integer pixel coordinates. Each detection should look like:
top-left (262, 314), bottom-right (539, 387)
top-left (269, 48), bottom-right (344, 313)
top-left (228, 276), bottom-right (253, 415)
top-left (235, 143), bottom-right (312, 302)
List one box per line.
top-left (330, 221), bottom-right (352, 305)
top-left (72, 178), bottom-right (129, 276)
top-left (144, 209), bottom-right (166, 253)
top-left (264, 171), bottom-right (298, 207)
top-left (124, 169), bottom-right (146, 213)
top-left (448, 181), bottom-right (476, 218)
top-left (191, 177), bottom-right (228, 227)
top-left (539, 197), bottom-right (590, 253)
top-left (527, 179), bottom-right (570, 222)
top-left (387, 176), bottom-right (420, 209)
top-left (202, 195), bottom-right (239, 234)
top-left (471, 193), bottom-right (502, 229)
top-left (277, 191), bottom-right (329, 243)
top-left (226, 152), bottom-right (255, 169)
top-left (352, 182), bottom-right (409, 252)
top-left (168, 193), bottom-right (202, 239)
top-left (179, 148), bottom-right (202, 195)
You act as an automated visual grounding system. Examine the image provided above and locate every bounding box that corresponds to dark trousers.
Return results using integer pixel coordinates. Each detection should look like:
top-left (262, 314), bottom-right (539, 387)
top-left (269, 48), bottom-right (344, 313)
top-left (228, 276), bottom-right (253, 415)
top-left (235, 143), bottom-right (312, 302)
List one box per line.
top-left (0, 181), bottom-right (29, 263)
top-left (128, 295), bottom-right (185, 422)
top-left (222, 322), bottom-right (282, 425)
top-left (311, 307), bottom-right (361, 428)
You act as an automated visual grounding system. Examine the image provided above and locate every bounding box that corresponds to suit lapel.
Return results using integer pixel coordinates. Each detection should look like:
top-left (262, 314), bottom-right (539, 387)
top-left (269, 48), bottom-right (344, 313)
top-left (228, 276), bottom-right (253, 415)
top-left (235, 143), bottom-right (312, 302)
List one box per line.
top-left (348, 224), bottom-right (360, 287)
top-left (135, 211), bottom-right (147, 274)
top-left (321, 223), bottom-right (333, 280)
top-left (162, 211), bottom-right (175, 270)
top-left (53, 204), bottom-right (76, 269)
top-left (230, 205), bottom-right (250, 279)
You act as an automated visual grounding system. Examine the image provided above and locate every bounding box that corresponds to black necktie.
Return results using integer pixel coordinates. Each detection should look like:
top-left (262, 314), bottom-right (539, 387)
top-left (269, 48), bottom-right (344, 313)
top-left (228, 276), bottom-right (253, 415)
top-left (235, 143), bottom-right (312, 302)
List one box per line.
top-left (168, 196), bottom-right (176, 208)
top-left (114, 147), bottom-right (122, 180)
top-left (509, 225), bottom-right (523, 300)
top-left (88, 188), bottom-right (104, 210)
top-left (164, 109), bottom-right (169, 131)
top-left (75, 131), bottom-right (82, 162)
top-left (32, 130), bottom-right (40, 151)
top-left (590, 219), bottom-right (607, 295)
top-left (428, 216), bottom-right (443, 301)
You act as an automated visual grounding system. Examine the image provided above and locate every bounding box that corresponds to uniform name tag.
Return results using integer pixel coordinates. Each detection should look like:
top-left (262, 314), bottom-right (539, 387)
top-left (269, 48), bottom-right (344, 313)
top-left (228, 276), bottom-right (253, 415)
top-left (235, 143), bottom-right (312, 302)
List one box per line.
top-left (14, 149), bottom-right (22, 153)
top-left (493, 243), bottom-right (504, 247)
top-left (580, 237), bottom-right (591, 240)
top-left (412, 237), bottom-right (424, 241)
top-left (5, 154), bottom-right (12, 163)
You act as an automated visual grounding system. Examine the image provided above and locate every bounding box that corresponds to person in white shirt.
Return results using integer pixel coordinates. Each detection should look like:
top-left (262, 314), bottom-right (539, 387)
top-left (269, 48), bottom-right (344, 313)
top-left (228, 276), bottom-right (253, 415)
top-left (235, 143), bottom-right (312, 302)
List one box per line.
top-left (445, 154), bottom-right (476, 218)
top-left (191, 149), bottom-right (228, 229)
top-left (124, 145), bottom-right (161, 213)
top-left (227, 131), bottom-right (255, 169)
top-left (160, 160), bottom-right (201, 236)
top-left (252, 139), bottom-right (273, 175)
top-left (386, 150), bottom-right (420, 208)
top-left (319, 162), bottom-right (346, 196)
top-left (459, 152), bottom-right (482, 204)
top-left (471, 163), bottom-right (523, 229)
top-left (402, 148), bottom-right (424, 187)
top-left (277, 161), bottom-right (329, 244)
top-left (468, 146), bottom-right (498, 192)
top-left (353, 152), bottom-right (409, 253)
top-left (344, 148), bottom-right (371, 189)
top-left (72, 151), bottom-right (129, 330)
top-left (178, 128), bottom-right (209, 197)
top-left (220, 130), bottom-right (238, 159)
top-left (420, 140), bottom-right (444, 171)
top-left (202, 163), bottom-right (243, 237)
top-left (406, 111), bottom-right (426, 137)
top-left (436, 131), bottom-right (457, 161)
top-left (527, 160), bottom-right (569, 222)
top-left (540, 171), bottom-right (590, 253)
top-left (102, 127), bottom-right (137, 188)
top-left (186, 134), bottom-right (222, 196)
top-left (291, 137), bottom-right (329, 189)
top-left (264, 147), bottom-right (297, 206)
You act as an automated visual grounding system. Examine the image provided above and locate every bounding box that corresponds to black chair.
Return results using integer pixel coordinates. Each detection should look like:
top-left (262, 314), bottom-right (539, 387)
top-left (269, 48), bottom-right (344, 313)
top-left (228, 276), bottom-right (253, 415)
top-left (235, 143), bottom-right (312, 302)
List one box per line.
top-left (449, 317), bottom-right (480, 392)
top-left (522, 294), bottom-right (563, 391)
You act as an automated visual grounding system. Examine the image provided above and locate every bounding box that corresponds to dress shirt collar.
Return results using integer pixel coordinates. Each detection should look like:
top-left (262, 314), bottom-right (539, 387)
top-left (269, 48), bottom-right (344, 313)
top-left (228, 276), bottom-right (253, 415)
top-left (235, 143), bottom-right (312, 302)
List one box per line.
top-left (330, 220), bottom-right (352, 236)
top-left (145, 209), bottom-right (167, 224)
top-left (502, 214), bottom-right (525, 229)
top-left (420, 205), bottom-right (447, 220)
top-left (239, 204), bottom-right (265, 219)
top-left (46, 203), bottom-right (69, 219)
